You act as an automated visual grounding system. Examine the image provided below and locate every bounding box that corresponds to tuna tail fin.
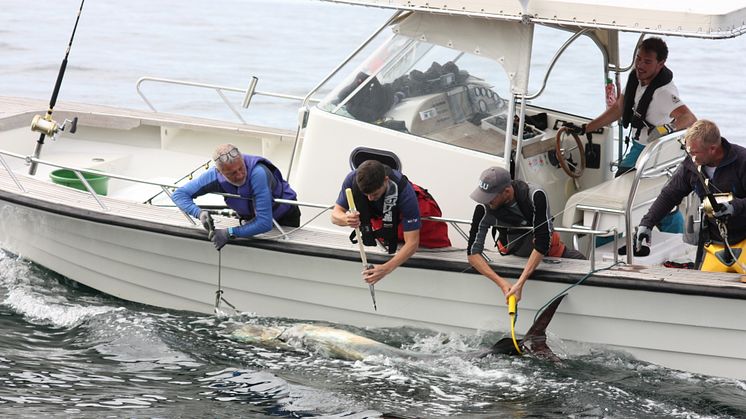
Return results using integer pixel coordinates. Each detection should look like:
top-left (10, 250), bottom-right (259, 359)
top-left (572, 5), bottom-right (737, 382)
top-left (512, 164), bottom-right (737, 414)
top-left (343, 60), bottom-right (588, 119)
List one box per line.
top-left (521, 294), bottom-right (567, 360)
top-left (488, 294), bottom-right (567, 360)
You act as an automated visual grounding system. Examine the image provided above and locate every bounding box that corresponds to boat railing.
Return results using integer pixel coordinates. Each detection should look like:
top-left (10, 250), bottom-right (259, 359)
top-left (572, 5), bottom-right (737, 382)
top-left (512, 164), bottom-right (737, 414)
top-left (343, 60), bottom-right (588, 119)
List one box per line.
top-left (0, 149), bottom-right (616, 270)
top-left (0, 150), bottom-right (185, 219)
top-left (623, 132), bottom-right (687, 264)
top-left (0, 150), bottom-right (332, 229)
top-left (570, 132), bottom-right (685, 263)
top-left (135, 76), bottom-right (320, 124)
top-left (462, 220), bottom-right (616, 271)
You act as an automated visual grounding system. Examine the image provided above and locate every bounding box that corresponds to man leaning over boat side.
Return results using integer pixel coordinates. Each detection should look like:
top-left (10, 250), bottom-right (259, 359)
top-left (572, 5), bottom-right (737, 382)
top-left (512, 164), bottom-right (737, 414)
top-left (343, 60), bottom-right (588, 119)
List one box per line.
top-left (466, 167), bottom-right (585, 302)
top-left (171, 144), bottom-right (300, 250)
top-left (635, 120), bottom-right (746, 273)
top-left (572, 36), bottom-right (697, 234)
top-left (331, 160), bottom-right (421, 285)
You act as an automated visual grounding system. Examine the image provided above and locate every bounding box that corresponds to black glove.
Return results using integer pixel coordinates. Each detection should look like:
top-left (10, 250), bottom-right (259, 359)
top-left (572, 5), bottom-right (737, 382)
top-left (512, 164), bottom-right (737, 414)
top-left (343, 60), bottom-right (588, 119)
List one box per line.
top-left (199, 210), bottom-right (214, 232)
top-left (210, 228), bottom-right (231, 251)
top-left (713, 201), bottom-right (734, 219)
top-left (565, 122), bottom-right (586, 136)
top-left (635, 225), bottom-right (651, 253)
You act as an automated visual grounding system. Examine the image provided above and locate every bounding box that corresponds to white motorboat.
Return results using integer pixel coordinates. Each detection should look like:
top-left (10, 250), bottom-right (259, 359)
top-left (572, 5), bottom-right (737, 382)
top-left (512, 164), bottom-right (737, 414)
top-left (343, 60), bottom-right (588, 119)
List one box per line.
top-left (1, 1), bottom-right (745, 380)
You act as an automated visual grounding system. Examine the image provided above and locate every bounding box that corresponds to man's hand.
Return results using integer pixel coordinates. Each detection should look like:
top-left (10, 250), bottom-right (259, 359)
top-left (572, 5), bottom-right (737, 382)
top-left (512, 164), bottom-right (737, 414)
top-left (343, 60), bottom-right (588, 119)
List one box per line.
top-left (713, 201), bottom-right (734, 219)
top-left (505, 282), bottom-right (524, 303)
top-left (647, 123), bottom-right (675, 142)
top-left (199, 210), bottom-right (214, 232)
top-left (362, 264), bottom-right (391, 285)
top-left (635, 225), bottom-right (651, 252)
top-left (210, 228), bottom-right (230, 251)
top-left (344, 210), bottom-right (361, 228)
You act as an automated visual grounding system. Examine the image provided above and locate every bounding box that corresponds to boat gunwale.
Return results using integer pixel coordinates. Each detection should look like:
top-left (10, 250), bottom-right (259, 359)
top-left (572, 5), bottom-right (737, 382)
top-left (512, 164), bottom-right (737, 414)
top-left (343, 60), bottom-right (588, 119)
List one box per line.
top-left (1, 183), bottom-right (744, 302)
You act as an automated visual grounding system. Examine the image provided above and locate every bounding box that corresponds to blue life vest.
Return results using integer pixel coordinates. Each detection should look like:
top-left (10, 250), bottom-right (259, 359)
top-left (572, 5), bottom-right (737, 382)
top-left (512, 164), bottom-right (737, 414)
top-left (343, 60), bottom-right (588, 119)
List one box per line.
top-left (216, 154), bottom-right (297, 220)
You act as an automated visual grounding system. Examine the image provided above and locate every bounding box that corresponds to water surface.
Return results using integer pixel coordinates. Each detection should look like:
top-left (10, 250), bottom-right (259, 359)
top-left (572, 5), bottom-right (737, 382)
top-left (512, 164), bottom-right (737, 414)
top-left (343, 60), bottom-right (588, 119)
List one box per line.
top-left (2, 1), bottom-right (746, 416)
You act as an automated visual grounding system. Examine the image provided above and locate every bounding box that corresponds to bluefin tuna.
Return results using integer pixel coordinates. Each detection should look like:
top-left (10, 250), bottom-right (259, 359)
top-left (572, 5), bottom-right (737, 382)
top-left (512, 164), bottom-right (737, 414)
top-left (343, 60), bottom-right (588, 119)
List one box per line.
top-left (232, 294), bottom-right (567, 362)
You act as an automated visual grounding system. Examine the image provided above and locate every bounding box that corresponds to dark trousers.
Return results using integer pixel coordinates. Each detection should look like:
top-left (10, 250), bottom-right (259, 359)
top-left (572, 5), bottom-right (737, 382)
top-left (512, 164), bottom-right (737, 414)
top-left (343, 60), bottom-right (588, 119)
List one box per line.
top-left (561, 247), bottom-right (586, 260)
top-left (277, 205), bottom-right (301, 227)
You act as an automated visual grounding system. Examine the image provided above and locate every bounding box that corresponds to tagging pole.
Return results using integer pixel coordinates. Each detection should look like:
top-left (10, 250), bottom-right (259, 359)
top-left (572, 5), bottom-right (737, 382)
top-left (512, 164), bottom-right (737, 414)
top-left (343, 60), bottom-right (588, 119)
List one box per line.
top-left (345, 188), bottom-right (377, 311)
top-left (28, 0), bottom-right (85, 175)
top-left (206, 213), bottom-right (236, 317)
top-left (508, 295), bottom-right (522, 355)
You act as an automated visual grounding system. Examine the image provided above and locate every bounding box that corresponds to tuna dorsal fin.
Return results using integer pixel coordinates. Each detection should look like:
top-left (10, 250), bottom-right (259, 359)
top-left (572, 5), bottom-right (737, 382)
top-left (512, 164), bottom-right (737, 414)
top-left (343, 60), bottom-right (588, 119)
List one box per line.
top-left (524, 294), bottom-right (567, 340)
top-left (521, 294), bottom-right (566, 360)
top-left (488, 294), bottom-right (567, 359)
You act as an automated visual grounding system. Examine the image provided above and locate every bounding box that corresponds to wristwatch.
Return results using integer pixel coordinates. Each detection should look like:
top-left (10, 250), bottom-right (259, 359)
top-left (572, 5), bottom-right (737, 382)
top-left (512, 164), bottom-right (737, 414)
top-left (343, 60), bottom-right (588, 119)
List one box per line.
top-left (228, 227), bottom-right (236, 239)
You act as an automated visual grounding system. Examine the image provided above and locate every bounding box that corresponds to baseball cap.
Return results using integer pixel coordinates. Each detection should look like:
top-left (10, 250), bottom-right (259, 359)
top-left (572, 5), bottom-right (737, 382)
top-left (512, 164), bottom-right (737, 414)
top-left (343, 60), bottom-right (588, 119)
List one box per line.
top-left (469, 166), bottom-right (512, 204)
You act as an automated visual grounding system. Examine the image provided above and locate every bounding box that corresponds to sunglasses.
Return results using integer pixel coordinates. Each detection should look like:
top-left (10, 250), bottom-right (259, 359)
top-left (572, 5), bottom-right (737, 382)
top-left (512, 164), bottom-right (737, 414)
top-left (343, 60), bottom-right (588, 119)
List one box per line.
top-left (214, 148), bottom-right (240, 163)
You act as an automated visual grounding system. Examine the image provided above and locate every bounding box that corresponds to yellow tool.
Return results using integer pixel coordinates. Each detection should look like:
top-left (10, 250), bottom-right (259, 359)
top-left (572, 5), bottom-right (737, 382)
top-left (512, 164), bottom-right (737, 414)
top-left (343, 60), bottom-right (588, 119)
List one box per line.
top-left (508, 295), bottom-right (522, 355)
top-left (345, 188), bottom-right (377, 311)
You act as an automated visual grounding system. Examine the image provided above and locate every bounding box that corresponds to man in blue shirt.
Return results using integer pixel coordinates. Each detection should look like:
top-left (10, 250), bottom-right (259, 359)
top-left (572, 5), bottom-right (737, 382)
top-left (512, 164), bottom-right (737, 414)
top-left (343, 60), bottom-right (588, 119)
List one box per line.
top-left (172, 144), bottom-right (300, 250)
top-left (331, 160), bottom-right (421, 285)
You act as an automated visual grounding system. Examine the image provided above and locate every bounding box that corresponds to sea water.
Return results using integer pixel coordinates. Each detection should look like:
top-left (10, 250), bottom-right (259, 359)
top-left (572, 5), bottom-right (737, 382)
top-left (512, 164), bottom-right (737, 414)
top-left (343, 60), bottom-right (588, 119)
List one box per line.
top-left (3, 0), bottom-right (746, 141)
top-left (1, 0), bottom-right (746, 417)
top-left (1, 251), bottom-right (745, 417)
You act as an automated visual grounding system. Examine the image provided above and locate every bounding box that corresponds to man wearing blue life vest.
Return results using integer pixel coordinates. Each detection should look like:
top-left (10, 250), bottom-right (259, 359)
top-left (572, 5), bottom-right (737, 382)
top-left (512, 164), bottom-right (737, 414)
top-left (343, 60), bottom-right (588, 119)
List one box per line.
top-left (172, 144), bottom-right (300, 250)
top-left (574, 36), bottom-right (697, 234)
top-left (331, 160), bottom-right (421, 285)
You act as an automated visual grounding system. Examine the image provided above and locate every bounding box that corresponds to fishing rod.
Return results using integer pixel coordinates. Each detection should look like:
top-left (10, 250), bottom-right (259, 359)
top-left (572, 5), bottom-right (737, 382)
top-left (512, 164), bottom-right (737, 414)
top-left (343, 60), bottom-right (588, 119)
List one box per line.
top-left (28, 0), bottom-right (85, 175)
top-left (687, 157), bottom-right (728, 217)
top-left (675, 138), bottom-right (746, 269)
top-left (673, 136), bottom-right (731, 219)
top-left (692, 164), bottom-right (739, 266)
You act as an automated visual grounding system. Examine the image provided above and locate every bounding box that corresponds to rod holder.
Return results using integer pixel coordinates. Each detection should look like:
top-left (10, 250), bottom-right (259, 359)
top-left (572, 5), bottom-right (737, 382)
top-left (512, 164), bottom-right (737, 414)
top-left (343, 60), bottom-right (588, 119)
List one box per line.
top-left (241, 76), bottom-right (259, 109)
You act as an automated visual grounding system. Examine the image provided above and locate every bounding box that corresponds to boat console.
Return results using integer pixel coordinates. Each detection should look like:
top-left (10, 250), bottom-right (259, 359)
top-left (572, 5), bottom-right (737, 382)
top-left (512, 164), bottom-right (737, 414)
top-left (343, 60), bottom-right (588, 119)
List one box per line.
top-left (381, 79), bottom-right (540, 156)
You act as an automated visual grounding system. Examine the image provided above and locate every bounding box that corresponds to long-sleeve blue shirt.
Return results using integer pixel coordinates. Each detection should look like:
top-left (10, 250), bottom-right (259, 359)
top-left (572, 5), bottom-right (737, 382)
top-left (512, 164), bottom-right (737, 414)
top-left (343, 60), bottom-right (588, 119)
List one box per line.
top-left (171, 166), bottom-right (274, 238)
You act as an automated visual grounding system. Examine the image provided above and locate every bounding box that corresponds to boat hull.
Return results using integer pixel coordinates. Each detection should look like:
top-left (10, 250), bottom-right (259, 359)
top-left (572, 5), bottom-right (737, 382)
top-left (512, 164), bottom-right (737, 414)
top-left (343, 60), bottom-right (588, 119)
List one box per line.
top-left (1, 197), bottom-right (744, 380)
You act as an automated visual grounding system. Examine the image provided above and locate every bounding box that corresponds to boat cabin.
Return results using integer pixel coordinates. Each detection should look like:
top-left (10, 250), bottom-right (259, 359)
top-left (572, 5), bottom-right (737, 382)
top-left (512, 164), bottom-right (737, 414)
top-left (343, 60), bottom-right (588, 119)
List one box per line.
top-left (290, 0), bottom-right (746, 264)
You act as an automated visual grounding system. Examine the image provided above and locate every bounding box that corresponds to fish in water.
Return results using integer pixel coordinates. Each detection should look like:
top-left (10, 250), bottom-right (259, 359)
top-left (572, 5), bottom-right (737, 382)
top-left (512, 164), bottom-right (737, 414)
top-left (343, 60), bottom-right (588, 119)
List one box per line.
top-left (231, 322), bottom-right (427, 361)
top-left (486, 294), bottom-right (566, 362)
top-left (231, 294), bottom-right (567, 362)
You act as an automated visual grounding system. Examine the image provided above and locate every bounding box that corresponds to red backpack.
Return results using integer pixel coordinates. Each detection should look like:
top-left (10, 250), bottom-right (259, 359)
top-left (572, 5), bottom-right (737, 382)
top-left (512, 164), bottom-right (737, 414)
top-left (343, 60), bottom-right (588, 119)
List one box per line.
top-left (371, 183), bottom-right (451, 248)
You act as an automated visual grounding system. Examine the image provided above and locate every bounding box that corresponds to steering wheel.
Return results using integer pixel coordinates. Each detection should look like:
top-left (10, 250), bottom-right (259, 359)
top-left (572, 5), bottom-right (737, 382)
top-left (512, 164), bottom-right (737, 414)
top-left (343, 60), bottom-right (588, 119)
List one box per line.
top-left (555, 127), bottom-right (586, 178)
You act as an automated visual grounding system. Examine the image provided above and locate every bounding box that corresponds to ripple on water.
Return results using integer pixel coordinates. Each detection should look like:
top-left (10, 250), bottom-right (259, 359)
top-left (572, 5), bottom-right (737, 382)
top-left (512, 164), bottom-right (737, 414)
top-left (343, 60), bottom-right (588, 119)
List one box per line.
top-left (1, 252), bottom-right (746, 417)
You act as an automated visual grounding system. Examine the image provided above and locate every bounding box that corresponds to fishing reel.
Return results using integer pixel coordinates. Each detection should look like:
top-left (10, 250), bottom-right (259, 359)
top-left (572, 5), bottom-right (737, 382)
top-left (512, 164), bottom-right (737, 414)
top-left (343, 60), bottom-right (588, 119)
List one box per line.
top-left (30, 114), bottom-right (78, 140)
top-left (702, 192), bottom-right (733, 219)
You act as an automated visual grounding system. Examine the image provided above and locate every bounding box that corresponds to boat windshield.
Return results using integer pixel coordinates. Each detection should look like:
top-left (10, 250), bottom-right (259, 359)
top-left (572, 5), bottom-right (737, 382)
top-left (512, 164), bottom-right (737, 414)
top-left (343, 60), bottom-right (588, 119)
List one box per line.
top-left (318, 34), bottom-right (513, 157)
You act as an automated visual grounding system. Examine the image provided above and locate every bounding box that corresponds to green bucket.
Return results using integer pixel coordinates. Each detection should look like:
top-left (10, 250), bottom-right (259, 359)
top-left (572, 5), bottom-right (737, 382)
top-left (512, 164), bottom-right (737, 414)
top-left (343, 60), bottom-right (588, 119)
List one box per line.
top-left (49, 169), bottom-right (109, 196)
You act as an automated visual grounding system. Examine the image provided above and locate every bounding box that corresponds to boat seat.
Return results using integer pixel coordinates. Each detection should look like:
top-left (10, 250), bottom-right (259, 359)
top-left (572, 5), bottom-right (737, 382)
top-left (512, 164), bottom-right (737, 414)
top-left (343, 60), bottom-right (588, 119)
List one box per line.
top-left (561, 172), bottom-right (668, 233)
top-left (349, 146), bottom-right (402, 170)
top-left (561, 134), bottom-right (686, 235)
top-left (595, 229), bottom-right (697, 266)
